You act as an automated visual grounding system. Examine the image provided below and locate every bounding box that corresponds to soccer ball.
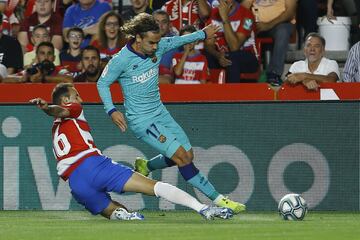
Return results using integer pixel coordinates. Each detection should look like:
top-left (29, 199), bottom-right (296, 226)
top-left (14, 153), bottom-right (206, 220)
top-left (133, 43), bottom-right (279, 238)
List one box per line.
top-left (278, 193), bottom-right (308, 220)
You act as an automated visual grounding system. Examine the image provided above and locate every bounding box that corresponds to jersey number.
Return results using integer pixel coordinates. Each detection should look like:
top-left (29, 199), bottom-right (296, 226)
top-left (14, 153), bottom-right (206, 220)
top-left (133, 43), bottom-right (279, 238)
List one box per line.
top-left (53, 132), bottom-right (71, 157)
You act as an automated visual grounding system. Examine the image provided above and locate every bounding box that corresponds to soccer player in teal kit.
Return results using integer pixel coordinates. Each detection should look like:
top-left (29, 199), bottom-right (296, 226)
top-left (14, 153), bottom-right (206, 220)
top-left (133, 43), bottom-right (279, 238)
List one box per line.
top-left (97, 13), bottom-right (245, 213)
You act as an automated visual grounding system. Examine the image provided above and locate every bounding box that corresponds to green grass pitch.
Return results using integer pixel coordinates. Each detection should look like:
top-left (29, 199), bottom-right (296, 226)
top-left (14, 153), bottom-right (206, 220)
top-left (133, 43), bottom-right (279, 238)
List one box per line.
top-left (0, 211), bottom-right (359, 240)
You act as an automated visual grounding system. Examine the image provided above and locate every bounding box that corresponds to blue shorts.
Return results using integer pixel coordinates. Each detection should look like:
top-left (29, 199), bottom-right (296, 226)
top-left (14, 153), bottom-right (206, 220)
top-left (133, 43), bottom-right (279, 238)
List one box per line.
top-left (130, 109), bottom-right (191, 158)
top-left (68, 155), bottom-right (134, 215)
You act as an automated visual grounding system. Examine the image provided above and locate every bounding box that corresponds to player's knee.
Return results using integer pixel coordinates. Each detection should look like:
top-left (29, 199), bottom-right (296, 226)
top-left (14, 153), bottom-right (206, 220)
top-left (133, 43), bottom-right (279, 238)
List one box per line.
top-left (172, 147), bottom-right (193, 166)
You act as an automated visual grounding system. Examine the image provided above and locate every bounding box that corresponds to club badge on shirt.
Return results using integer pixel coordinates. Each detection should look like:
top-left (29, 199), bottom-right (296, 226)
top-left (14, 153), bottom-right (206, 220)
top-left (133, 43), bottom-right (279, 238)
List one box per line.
top-left (243, 18), bottom-right (253, 31)
top-left (158, 135), bottom-right (167, 143)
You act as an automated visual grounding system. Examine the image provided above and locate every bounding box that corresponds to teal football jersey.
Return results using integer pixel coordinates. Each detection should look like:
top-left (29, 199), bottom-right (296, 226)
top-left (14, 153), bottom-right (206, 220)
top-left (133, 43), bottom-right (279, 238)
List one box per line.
top-left (97, 30), bottom-right (206, 124)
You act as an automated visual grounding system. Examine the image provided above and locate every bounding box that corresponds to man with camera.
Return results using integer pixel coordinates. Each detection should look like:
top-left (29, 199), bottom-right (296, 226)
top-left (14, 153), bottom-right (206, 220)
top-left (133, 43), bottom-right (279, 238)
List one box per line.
top-left (23, 41), bottom-right (73, 83)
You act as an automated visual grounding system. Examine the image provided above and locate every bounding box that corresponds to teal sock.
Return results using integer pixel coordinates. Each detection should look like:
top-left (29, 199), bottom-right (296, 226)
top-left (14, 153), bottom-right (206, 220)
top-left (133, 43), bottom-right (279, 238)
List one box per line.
top-left (187, 172), bottom-right (220, 201)
top-left (147, 154), bottom-right (176, 171)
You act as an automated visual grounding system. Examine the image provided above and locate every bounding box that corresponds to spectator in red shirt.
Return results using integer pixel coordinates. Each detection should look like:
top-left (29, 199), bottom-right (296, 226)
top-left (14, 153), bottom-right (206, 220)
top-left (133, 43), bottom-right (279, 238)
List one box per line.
top-left (91, 11), bottom-right (127, 62)
top-left (162, 0), bottom-right (211, 34)
top-left (172, 25), bottom-right (209, 84)
top-left (18, 0), bottom-right (63, 52)
top-left (204, 0), bottom-right (258, 83)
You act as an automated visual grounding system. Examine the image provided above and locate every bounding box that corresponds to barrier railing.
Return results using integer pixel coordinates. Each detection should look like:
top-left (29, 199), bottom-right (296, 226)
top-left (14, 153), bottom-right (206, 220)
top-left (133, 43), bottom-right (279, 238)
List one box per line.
top-left (1, 82), bottom-right (360, 103)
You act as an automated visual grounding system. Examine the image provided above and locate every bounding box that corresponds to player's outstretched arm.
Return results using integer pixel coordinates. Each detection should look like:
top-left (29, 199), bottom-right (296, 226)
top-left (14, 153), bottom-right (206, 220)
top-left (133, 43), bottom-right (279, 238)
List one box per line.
top-left (202, 24), bottom-right (221, 40)
top-left (159, 24), bottom-right (220, 55)
top-left (29, 98), bottom-right (70, 118)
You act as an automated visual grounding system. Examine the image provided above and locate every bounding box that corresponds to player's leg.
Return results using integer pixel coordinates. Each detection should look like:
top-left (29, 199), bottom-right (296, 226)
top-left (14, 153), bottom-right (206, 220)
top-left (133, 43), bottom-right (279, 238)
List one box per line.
top-left (68, 155), bottom-right (143, 221)
top-left (122, 172), bottom-right (233, 220)
top-left (170, 145), bottom-right (246, 214)
top-left (101, 200), bottom-right (128, 217)
top-left (135, 154), bottom-right (176, 177)
top-left (132, 112), bottom-right (244, 213)
top-left (141, 113), bottom-right (245, 213)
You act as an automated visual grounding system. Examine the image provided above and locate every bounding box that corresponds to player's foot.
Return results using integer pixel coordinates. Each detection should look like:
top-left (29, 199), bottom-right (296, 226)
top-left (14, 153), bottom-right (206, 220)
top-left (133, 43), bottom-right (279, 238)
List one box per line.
top-left (111, 208), bottom-right (145, 221)
top-left (134, 157), bottom-right (150, 177)
top-left (199, 206), bottom-right (233, 220)
top-left (215, 196), bottom-right (246, 214)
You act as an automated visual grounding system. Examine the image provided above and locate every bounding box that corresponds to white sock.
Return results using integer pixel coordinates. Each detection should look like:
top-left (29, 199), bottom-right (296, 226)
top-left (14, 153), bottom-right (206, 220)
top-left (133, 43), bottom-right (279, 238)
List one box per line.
top-left (213, 194), bottom-right (225, 204)
top-left (110, 207), bottom-right (128, 220)
top-left (154, 182), bottom-right (207, 212)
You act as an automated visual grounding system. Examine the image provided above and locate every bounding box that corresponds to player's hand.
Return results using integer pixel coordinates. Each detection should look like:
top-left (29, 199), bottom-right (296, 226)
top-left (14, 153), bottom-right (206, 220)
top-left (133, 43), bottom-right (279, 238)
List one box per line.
top-left (202, 24), bottom-right (221, 39)
top-left (29, 98), bottom-right (48, 110)
top-left (110, 111), bottom-right (127, 132)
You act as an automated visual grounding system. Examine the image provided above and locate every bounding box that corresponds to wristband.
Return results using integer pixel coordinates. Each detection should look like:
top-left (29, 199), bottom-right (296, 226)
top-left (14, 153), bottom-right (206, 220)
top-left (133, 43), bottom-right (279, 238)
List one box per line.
top-left (107, 108), bottom-right (117, 116)
top-left (203, 30), bottom-right (208, 39)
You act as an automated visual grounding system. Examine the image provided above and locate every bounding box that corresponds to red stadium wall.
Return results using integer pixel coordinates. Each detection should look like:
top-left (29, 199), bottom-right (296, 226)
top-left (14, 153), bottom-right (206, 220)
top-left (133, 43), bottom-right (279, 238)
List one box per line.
top-left (1, 83), bottom-right (360, 103)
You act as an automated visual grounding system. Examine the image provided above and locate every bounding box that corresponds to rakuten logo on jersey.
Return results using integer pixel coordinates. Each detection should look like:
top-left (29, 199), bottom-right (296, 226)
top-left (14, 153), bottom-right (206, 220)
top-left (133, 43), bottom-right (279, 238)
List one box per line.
top-left (132, 68), bottom-right (158, 83)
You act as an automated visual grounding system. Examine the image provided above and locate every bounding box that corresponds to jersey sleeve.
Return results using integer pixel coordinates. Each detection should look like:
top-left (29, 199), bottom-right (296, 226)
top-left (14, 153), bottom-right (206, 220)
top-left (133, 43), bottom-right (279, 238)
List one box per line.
top-left (237, 8), bottom-right (255, 37)
top-left (63, 103), bottom-right (82, 118)
top-left (97, 53), bottom-right (126, 114)
top-left (326, 60), bottom-right (340, 79)
top-left (158, 31), bottom-right (206, 56)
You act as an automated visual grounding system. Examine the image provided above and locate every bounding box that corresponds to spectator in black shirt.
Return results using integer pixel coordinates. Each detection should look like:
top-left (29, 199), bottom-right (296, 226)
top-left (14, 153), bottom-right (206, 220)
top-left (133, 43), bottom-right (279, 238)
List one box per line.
top-left (0, 14), bottom-right (23, 74)
top-left (122, 0), bottom-right (152, 21)
top-left (74, 46), bottom-right (102, 82)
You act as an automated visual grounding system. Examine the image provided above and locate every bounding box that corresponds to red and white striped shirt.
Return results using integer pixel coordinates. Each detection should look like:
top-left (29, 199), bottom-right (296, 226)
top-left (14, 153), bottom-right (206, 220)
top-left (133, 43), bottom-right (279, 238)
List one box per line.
top-left (172, 51), bottom-right (208, 83)
top-left (162, 0), bottom-right (205, 34)
top-left (52, 103), bottom-right (101, 180)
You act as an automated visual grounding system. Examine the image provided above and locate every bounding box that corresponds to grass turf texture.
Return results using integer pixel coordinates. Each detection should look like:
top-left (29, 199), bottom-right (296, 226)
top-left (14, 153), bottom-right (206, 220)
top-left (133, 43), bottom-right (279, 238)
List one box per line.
top-left (0, 211), bottom-right (359, 240)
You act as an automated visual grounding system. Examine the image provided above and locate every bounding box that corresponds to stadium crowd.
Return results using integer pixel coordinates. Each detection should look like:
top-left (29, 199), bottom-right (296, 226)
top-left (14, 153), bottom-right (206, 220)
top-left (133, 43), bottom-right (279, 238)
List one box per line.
top-left (0, 0), bottom-right (359, 85)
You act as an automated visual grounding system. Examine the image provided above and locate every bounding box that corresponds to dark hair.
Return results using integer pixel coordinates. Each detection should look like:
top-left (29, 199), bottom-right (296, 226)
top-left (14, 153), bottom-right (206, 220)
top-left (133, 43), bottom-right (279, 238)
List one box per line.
top-left (0, 14), bottom-right (3, 25)
top-left (36, 41), bottom-right (54, 54)
top-left (97, 11), bottom-right (126, 49)
top-left (80, 45), bottom-right (100, 60)
top-left (180, 25), bottom-right (197, 36)
top-left (32, 24), bottom-right (49, 34)
top-left (52, 83), bottom-right (74, 105)
top-left (121, 13), bottom-right (159, 38)
top-left (305, 32), bottom-right (326, 47)
top-left (67, 27), bottom-right (84, 38)
top-left (152, 9), bottom-right (170, 21)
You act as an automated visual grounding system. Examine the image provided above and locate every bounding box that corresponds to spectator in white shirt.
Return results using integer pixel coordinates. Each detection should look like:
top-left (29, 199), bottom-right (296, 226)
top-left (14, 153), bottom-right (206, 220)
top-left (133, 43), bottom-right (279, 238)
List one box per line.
top-left (286, 32), bottom-right (339, 90)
